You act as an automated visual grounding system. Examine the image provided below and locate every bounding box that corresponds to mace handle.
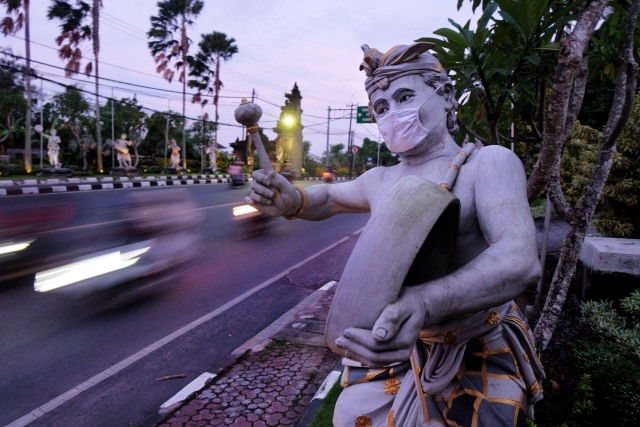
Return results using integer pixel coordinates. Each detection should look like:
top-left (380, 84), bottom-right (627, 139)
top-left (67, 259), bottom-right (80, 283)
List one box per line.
top-left (234, 99), bottom-right (274, 173)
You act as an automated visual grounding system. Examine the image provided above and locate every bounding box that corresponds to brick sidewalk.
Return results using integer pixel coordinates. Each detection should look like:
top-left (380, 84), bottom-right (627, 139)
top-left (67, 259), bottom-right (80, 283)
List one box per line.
top-left (156, 280), bottom-right (342, 427)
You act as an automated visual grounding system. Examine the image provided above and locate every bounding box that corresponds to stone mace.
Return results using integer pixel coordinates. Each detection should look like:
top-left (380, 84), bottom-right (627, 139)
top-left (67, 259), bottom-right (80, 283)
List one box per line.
top-left (234, 99), bottom-right (274, 174)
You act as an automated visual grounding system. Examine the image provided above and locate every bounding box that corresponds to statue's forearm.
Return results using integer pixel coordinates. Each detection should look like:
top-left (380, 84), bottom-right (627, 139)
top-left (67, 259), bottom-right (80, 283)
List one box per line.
top-left (418, 242), bottom-right (540, 326)
top-left (301, 181), bottom-right (371, 221)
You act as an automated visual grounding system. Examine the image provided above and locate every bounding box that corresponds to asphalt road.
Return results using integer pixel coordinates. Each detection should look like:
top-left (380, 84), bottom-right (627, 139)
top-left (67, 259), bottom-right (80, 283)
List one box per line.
top-left (0, 184), bottom-right (369, 427)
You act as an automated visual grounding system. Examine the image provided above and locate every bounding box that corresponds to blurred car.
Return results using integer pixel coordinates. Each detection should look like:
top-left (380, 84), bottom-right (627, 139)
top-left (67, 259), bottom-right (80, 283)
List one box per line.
top-left (228, 163), bottom-right (246, 186)
top-left (231, 203), bottom-right (271, 239)
top-left (322, 167), bottom-right (336, 183)
top-left (0, 188), bottom-right (204, 309)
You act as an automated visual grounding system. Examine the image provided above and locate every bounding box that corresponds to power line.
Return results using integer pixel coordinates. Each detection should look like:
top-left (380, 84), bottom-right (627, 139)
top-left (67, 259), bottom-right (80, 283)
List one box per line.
top-left (0, 61), bottom-right (244, 129)
top-left (1, 50), bottom-right (246, 99)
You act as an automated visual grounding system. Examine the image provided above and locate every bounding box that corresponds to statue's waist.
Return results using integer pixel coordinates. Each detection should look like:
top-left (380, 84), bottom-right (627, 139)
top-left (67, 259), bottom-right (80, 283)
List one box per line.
top-left (418, 302), bottom-right (514, 345)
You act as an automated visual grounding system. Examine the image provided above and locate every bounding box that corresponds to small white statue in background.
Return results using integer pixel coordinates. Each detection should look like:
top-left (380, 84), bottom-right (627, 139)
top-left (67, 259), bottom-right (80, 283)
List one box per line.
top-left (206, 138), bottom-right (218, 170)
top-left (114, 133), bottom-right (133, 168)
top-left (35, 125), bottom-right (62, 168)
top-left (169, 139), bottom-right (181, 168)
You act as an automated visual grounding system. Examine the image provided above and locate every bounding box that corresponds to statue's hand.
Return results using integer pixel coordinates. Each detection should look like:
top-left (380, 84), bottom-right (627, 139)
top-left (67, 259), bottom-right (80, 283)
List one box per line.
top-left (335, 287), bottom-right (426, 366)
top-left (245, 170), bottom-right (299, 217)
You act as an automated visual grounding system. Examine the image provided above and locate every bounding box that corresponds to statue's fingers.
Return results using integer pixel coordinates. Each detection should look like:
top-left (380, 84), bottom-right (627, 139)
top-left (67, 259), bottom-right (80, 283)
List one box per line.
top-left (247, 193), bottom-right (273, 206)
top-left (336, 337), bottom-right (409, 366)
top-left (340, 327), bottom-right (401, 352)
top-left (371, 304), bottom-right (406, 343)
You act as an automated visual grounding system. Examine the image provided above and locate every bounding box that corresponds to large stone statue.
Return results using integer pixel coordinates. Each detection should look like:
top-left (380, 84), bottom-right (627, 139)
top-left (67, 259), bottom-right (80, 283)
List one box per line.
top-left (169, 138), bottom-right (181, 169)
top-left (114, 133), bottom-right (133, 168)
top-left (35, 125), bottom-right (62, 168)
top-left (245, 42), bottom-right (545, 426)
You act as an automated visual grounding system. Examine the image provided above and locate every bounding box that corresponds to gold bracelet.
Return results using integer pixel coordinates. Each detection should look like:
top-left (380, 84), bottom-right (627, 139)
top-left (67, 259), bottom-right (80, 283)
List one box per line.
top-left (284, 185), bottom-right (308, 220)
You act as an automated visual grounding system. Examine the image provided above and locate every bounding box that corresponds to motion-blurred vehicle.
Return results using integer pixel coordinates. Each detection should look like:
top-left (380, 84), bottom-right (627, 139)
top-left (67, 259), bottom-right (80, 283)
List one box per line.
top-left (0, 189), bottom-right (204, 309)
top-left (231, 203), bottom-right (271, 239)
top-left (280, 170), bottom-right (296, 183)
top-left (228, 163), bottom-right (246, 186)
top-left (322, 167), bottom-right (336, 183)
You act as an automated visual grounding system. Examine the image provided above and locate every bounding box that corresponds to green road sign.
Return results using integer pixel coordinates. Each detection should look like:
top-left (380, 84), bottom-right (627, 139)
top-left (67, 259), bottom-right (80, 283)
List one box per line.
top-left (356, 106), bottom-right (374, 123)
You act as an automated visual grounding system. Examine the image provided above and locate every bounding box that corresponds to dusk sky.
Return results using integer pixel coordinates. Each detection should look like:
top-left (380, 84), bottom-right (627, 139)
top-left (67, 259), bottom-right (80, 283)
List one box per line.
top-left (1, 1), bottom-right (475, 158)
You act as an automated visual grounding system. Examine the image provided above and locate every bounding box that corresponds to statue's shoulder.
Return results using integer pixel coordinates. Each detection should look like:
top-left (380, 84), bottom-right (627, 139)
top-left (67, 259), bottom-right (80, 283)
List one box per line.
top-left (467, 144), bottom-right (520, 168)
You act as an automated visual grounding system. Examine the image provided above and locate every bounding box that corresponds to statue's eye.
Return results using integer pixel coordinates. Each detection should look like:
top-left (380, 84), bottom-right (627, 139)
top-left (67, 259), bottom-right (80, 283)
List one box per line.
top-left (376, 105), bottom-right (388, 115)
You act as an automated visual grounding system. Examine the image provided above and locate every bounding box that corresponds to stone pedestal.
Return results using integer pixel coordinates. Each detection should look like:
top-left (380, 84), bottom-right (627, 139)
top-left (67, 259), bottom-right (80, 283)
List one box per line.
top-left (577, 237), bottom-right (640, 301)
top-left (110, 167), bottom-right (138, 177)
top-left (163, 167), bottom-right (185, 175)
top-left (38, 167), bottom-right (73, 177)
top-left (201, 167), bottom-right (217, 174)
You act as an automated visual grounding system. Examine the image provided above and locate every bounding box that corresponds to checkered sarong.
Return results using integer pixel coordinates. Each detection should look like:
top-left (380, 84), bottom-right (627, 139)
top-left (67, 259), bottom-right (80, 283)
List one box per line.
top-left (334, 302), bottom-right (544, 427)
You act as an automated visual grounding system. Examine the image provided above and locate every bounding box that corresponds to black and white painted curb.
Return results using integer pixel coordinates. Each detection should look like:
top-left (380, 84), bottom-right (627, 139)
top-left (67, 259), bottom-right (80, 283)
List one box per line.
top-left (0, 174), bottom-right (247, 196)
top-left (0, 175), bottom-right (354, 196)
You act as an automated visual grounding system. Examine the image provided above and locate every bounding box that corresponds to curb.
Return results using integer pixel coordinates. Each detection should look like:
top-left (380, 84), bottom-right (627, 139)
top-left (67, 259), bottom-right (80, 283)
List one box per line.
top-left (0, 174), bottom-right (245, 196)
top-left (0, 175), bottom-right (354, 196)
top-left (296, 366), bottom-right (343, 427)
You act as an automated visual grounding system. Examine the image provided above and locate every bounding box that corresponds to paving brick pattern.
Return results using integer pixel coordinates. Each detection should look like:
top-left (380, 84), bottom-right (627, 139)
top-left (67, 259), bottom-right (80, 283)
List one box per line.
top-left (157, 286), bottom-right (342, 427)
top-left (159, 341), bottom-right (338, 427)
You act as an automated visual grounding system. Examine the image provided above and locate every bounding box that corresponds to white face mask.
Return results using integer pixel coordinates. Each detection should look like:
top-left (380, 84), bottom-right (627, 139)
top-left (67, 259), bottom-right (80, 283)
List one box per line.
top-left (375, 85), bottom-right (443, 154)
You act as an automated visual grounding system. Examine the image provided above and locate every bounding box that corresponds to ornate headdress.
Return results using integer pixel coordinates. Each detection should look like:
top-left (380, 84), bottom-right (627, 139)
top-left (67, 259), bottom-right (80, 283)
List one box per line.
top-left (360, 42), bottom-right (447, 96)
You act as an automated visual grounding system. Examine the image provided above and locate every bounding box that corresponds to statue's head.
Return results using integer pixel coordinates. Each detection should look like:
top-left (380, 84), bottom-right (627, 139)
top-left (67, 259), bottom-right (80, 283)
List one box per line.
top-left (360, 42), bottom-right (458, 139)
top-left (51, 129), bottom-right (57, 135)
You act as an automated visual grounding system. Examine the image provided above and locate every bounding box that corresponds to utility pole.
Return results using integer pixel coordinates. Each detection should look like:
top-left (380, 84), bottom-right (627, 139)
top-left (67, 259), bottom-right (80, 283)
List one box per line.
top-left (164, 99), bottom-right (170, 169)
top-left (346, 103), bottom-right (355, 177)
top-left (111, 88), bottom-right (115, 169)
top-left (325, 106), bottom-right (331, 166)
top-left (325, 104), bottom-right (358, 174)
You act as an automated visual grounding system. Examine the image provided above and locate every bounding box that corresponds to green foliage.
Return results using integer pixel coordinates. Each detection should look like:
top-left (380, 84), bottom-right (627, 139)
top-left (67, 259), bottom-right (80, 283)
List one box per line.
top-left (593, 93), bottom-right (640, 238)
top-left (419, 0), bottom-right (578, 148)
top-left (559, 122), bottom-right (600, 206)
top-left (581, 294), bottom-right (640, 361)
top-left (571, 374), bottom-right (595, 419)
top-left (620, 289), bottom-right (640, 318)
top-left (569, 292), bottom-right (640, 426)
top-left (571, 340), bottom-right (640, 426)
top-left (0, 56), bottom-right (27, 151)
top-left (560, 116), bottom-right (640, 238)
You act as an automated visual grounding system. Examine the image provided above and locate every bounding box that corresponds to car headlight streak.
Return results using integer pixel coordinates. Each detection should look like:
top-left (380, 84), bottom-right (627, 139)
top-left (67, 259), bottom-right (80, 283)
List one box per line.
top-left (34, 247), bottom-right (150, 293)
top-left (232, 204), bottom-right (259, 217)
top-left (0, 240), bottom-right (34, 256)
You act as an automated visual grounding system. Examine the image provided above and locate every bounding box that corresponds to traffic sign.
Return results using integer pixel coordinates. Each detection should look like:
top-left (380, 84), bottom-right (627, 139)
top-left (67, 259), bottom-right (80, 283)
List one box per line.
top-left (351, 146), bottom-right (359, 154)
top-left (356, 106), bottom-right (374, 123)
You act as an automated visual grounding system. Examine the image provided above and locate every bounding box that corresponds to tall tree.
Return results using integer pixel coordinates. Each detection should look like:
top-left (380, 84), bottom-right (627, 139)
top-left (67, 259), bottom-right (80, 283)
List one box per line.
top-left (1, 0), bottom-right (32, 172)
top-left (0, 56), bottom-right (27, 157)
top-left (147, 0), bottom-right (204, 169)
top-left (430, 0), bottom-right (640, 351)
top-left (47, 0), bottom-right (104, 172)
top-left (189, 31), bottom-right (238, 129)
top-left (532, 0), bottom-right (639, 350)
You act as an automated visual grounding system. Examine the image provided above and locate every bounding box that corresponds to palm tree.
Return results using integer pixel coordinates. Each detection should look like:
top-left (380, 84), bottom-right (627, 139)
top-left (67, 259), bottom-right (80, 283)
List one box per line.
top-left (47, 0), bottom-right (103, 172)
top-left (1, 0), bottom-right (32, 172)
top-left (147, 0), bottom-right (204, 169)
top-left (189, 31), bottom-right (238, 130)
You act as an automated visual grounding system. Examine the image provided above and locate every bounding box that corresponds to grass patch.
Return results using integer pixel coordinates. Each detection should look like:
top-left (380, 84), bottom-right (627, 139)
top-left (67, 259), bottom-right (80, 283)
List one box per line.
top-left (310, 373), bottom-right (343, 427)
